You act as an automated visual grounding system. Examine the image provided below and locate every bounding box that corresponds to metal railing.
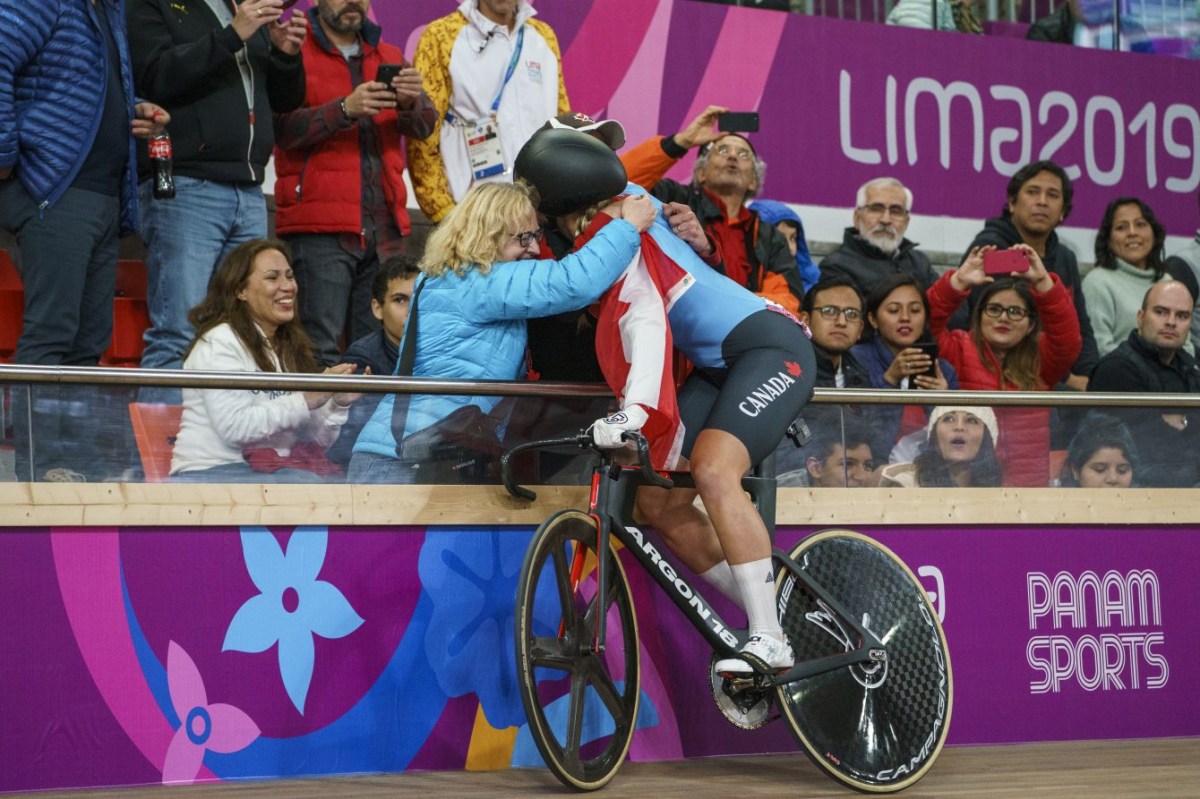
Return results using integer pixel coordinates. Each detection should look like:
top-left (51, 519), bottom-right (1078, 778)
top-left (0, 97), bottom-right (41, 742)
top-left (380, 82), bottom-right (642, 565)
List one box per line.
top-left (1, 363), bottom-right (1197, 409)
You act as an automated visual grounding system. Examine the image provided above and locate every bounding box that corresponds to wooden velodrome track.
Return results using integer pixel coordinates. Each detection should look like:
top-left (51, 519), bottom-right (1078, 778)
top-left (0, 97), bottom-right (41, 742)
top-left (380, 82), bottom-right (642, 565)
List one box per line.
top-left (32, 738), bottom-right (1200, 798)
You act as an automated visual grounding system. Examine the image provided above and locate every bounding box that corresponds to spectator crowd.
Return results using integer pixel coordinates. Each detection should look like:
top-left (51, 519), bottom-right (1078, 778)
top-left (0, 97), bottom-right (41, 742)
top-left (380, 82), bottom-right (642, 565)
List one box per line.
top-left (3, 0), bottom-right (1200, 489)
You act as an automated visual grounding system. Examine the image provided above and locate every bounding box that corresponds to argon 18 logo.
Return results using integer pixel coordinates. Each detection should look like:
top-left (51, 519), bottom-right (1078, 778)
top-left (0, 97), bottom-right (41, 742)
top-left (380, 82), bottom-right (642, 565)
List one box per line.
top-left (738, 369), bottom-right (797, 417)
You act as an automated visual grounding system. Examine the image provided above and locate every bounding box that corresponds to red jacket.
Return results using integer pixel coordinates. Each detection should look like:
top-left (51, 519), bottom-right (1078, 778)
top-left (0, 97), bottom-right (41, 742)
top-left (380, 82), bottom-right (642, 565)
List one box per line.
top-left (928, 271), bottom-right (1081, 486)
top-left (273, 22), bottom-right (413, 236)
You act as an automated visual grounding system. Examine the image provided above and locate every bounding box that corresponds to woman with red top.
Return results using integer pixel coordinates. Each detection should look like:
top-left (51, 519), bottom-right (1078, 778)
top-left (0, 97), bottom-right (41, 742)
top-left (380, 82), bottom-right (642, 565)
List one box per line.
top-left (927, 244), bottom-right (1082, 486)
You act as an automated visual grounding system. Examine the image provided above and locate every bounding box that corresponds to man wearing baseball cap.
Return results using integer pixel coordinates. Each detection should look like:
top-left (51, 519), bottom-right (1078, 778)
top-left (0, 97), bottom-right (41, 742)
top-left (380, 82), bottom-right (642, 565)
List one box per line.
top-left (614, 106), bottom-right (804, 314)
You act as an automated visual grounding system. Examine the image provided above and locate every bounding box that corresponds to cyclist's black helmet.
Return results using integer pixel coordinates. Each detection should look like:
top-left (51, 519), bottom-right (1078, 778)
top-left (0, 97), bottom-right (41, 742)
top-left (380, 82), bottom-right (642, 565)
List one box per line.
top-left (514, 128), bottom-right (627, 217)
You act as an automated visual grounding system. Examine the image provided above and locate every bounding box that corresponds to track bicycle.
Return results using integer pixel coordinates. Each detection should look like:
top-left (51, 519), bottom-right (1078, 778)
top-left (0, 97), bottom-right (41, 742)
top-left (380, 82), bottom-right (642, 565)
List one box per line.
top-left (500, 432), bottom-right (953, 793)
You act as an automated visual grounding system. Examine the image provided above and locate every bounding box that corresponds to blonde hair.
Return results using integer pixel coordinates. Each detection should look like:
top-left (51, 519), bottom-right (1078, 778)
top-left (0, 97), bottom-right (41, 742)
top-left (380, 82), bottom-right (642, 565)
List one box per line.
top-left (563, 199), bottom-right (611, 239)
top-left (420, 182), bottom-right (539, 277)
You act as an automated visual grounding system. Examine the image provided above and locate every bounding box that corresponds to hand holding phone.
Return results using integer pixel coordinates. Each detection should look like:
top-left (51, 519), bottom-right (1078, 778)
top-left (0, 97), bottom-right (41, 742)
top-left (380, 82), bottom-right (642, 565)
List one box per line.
top-left (374, 63), bottom-right (406, 92)
top-left (911, 342), bottom-right (939, 379)
top-left (717, 111), bottom-right (759, 133)
top-left (982, 248), bottom-right (1030, 276)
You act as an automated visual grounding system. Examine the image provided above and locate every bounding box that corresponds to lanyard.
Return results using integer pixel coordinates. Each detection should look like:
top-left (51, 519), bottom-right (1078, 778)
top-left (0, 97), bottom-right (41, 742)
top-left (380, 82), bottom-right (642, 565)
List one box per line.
top-left (490, 24), bottom-right (525, 114)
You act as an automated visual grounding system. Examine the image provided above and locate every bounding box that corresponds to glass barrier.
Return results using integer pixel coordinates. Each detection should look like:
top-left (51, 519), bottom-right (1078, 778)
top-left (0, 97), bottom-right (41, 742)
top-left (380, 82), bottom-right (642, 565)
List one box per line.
top-left (1, 367), bottom-right (1197, 487)
top-left (689, 0), bottom-right (1200, 56)
top-left (775, 399), bottom-right (1191, 488)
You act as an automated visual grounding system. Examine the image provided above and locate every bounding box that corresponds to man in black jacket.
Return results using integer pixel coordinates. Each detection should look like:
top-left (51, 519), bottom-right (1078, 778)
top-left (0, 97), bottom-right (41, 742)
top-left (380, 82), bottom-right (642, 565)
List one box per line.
top-left (128, 0), bottom-right (307, 396)
top-left (959, 160), bottom-right (1099, 389)
top-left (793, 276), bottom-right (894, 464)
top-left (819, 177), bottom-right (938, 298)
top-left (1089, 281), bottom-right (1200, 487)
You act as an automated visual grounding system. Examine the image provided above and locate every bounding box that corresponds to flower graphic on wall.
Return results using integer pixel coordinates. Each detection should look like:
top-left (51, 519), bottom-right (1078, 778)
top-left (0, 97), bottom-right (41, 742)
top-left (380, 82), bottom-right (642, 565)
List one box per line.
top-left (163, 641), bottom-right (260, 784)
top-left (419, 528), bottom-right (527, 729)
top-left (223, 526), bottom-right (364, 714)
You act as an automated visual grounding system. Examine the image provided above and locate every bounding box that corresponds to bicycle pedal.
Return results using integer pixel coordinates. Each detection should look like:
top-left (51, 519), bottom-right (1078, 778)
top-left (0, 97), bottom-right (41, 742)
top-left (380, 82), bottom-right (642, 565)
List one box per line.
top-left (709, 654), bottom-right (774, 731)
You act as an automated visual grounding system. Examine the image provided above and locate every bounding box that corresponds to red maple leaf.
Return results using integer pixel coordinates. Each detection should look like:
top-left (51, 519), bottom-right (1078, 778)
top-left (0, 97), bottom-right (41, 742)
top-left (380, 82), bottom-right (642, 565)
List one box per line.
top-left (784, 360), bottom-right (802, 377)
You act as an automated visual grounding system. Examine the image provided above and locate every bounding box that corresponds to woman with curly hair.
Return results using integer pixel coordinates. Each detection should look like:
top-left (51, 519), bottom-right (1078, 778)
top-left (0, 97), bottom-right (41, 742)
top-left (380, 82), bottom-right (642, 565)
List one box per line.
top-left (170, 239), bottom-right (360, 482)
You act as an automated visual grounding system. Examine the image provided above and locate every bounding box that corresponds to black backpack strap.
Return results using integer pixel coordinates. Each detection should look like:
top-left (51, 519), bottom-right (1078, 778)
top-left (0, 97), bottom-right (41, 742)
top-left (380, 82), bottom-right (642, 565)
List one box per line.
top-left (391, 274), bottom-right (428, 456)
top-left (395, 274), bottom-right (427, 377)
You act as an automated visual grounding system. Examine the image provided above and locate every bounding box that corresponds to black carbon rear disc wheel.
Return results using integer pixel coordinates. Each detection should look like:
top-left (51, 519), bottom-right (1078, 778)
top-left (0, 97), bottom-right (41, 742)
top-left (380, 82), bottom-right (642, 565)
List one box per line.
top-left (774, 530), bottom-right (952, 793)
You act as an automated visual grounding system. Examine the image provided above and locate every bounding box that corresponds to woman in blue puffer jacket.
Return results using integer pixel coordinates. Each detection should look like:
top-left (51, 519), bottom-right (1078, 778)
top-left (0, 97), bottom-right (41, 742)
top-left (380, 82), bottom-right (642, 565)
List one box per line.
top-left (348, 180), bottom-right (654, 483)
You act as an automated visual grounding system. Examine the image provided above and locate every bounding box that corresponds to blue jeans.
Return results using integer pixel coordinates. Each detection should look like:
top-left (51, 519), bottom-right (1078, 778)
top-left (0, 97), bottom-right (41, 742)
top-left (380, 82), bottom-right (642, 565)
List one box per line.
top-left (138, 177), bottom-right (266, 399)
top-left (0, 180), bottom-right (120, 479)
top-left (0, 180), bottom-right (118, 365)
top-left (347, 450), bottom-right (419, 484)
top-left (171, 461), bottom-right (327, 484)
top-left (284, 234), bottom-right (386, 366)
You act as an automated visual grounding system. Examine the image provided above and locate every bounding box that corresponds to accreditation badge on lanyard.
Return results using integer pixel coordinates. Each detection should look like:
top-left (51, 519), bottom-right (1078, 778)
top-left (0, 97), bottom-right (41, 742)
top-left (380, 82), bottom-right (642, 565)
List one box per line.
top-left (463, 25), bottom-right (525, 182)
top-left (465, 116), bottom-right (505, 180)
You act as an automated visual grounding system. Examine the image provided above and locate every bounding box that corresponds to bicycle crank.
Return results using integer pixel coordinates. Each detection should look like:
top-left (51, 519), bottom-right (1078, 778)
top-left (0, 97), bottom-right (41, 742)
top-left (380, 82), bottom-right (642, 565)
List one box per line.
top-left (708, 653), bottom-right (777, 730)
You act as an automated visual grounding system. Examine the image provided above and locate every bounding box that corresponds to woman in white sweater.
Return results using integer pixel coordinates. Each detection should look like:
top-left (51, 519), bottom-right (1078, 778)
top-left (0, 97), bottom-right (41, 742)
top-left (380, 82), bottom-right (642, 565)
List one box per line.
top-left (1083, 197), bottom-right (1170, 357)
top-left (170, 239), bottom-right (359, 482)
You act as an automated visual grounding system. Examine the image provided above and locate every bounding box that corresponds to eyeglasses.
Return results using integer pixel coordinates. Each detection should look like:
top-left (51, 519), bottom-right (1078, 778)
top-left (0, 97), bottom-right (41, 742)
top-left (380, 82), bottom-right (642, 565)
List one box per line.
top-left (982, 303), bottom-right (1029, 321)
top-left (510, 229), bottom-right (542, 249)
top-left (859, 203), bottom-right (909, 218)
top-left (712, 144), bottom-right (754, 161)
top-left (814, 305), bottom-right (863, 322)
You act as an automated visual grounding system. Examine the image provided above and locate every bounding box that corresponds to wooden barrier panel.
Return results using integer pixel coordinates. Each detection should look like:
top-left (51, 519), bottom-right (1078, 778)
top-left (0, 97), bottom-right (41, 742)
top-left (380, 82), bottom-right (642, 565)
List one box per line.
top-left (1, 483), bottom-right (1198, 527)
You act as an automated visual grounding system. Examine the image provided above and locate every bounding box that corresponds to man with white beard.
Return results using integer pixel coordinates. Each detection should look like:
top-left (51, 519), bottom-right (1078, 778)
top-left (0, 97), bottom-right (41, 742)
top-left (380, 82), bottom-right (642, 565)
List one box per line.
top-left (818, 177), bottom-right (938, 299)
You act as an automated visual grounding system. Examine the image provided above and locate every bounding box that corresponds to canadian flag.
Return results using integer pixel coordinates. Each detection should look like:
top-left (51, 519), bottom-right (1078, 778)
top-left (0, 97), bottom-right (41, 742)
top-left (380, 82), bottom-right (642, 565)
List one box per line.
top-left (582, 216), bottom-right (692, 469)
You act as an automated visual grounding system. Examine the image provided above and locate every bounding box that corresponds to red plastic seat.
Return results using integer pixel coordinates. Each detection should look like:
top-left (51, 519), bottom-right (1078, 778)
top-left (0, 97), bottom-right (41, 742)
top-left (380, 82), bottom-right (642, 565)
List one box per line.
top-left (103, 259), bottom-right (150, 366)
top-left (0, 250), bottom-right (23, 363)
top-left (128, 402), bottom-right (183, 482)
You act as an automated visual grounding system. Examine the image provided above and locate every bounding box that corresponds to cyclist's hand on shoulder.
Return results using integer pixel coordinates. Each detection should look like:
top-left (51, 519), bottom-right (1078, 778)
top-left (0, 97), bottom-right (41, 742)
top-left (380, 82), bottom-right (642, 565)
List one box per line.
top-left (616, 195), bottom-right (656, 233)
top-left (590, 405), bottom-right (649, 449)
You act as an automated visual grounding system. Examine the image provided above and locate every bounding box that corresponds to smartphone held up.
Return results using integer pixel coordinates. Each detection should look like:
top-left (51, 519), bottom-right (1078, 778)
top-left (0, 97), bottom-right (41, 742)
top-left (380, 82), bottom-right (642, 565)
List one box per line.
top-left (982, 249), bottom-right (1030, 276)
top-left (717, 111), bottom-right (759, 133)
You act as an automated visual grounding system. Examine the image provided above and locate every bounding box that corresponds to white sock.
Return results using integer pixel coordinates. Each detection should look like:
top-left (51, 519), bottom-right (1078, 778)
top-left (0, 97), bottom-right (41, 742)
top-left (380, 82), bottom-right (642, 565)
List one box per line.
top-left (699, 560), bottom-right (744, 609)
top-left (731, 558), bottom-right (783, 641)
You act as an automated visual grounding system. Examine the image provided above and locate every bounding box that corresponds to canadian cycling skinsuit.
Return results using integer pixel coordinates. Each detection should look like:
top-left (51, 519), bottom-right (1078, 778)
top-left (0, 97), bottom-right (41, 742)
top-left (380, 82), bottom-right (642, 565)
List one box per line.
top-left (615, 185), bottom-right (816, 466)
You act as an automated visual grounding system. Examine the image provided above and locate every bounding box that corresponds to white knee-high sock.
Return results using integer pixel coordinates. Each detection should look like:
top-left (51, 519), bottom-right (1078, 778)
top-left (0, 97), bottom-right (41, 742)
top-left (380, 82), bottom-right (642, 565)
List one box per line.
top-left (731, 559), bottom-right (783, 641)
top-left (699, 560), bottom-right (744, 609)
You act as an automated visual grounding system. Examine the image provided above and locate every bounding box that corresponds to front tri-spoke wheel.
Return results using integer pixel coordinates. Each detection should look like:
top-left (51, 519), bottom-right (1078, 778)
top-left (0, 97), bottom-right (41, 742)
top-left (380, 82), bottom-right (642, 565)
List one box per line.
top-left (514, 510), bottom-right (640, 791)
top-left (774, 530), bottom-right (953, 793)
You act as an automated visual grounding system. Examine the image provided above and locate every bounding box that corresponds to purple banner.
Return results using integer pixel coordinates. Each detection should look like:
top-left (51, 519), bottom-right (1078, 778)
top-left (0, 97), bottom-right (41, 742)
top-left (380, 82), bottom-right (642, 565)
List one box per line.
top-left (376, 0), bottom-right (1200, 235)
top-left (2, 522), bottom-right (1197, 792)
top-left (850, 526), bottom-right (1198, 743)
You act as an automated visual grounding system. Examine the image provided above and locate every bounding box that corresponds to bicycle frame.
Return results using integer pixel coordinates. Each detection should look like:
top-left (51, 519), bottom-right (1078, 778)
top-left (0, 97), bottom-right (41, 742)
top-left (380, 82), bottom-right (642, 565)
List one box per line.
top-left (503, 434), bottom-right (889, 687)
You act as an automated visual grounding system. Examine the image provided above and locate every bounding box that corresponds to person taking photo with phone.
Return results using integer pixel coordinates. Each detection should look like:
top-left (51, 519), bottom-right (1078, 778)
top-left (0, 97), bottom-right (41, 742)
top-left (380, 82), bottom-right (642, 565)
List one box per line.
top-left (272, 0), bottom-right (436, 366)
top-left (618, 106), bottom-right (805, 313)
top-left (928, 244), bottom-right (1081, 486)
top-left (957, 160), bottom-right (1098, 389)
